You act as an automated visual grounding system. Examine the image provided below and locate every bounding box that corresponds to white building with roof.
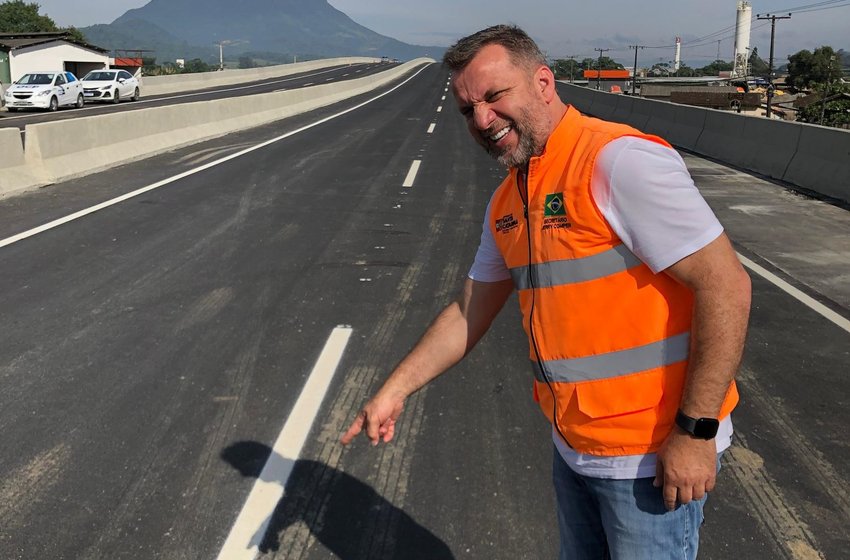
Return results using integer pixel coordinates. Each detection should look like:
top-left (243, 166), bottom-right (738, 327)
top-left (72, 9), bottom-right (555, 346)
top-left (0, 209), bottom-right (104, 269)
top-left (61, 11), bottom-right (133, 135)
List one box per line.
top-left (0, 32), bottom-right (110, 85)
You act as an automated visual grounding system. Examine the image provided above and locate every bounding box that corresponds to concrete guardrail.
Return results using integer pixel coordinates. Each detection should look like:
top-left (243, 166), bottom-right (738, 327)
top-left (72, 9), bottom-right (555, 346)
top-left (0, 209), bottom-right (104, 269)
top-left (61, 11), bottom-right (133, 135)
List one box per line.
top-left (0, 128), bottom-right (46, 194)
top-left (0, 58), bottom-right (433, 199)
top-left (141, 57), bottom-right (380, 96)
top-left (558, 82), bottom-right (850, 203)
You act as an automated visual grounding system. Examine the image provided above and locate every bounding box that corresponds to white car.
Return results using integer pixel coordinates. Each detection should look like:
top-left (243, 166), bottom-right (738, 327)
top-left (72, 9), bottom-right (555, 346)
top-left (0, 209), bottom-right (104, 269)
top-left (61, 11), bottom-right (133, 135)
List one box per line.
top-left (82, 70), bottom-right (140, 103)
top-left (4, 71), bottom-right (84, 112)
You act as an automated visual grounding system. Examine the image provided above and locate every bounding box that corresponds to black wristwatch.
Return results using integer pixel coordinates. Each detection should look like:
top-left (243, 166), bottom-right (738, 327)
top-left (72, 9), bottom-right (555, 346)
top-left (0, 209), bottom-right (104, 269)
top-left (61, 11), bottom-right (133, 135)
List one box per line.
top-left (675, 410), bottom-right (719, 440)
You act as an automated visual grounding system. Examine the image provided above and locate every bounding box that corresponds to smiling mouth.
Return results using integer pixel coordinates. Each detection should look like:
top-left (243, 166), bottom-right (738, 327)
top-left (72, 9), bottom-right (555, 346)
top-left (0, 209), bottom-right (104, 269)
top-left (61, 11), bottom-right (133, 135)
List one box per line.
top-left (488, 125), bottom-right (512, 142)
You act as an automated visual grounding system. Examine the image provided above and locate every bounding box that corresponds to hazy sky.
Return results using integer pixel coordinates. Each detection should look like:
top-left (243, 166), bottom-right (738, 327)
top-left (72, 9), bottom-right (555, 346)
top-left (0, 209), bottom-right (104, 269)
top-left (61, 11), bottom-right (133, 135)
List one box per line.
top-left (34, 0), bottom-right (849, 66)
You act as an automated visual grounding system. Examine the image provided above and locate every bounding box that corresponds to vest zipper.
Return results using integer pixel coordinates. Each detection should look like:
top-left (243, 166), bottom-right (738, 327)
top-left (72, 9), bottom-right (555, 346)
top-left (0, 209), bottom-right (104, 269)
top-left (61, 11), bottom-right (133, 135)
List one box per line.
top-left (517, 169), bottom-right (573, 449)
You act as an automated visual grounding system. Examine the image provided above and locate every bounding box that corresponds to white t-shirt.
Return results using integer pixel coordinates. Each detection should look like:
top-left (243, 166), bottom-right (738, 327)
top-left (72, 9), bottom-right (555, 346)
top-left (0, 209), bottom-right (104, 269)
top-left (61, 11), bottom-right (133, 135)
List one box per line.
top-left (468, 137), bottom-right (731, 479)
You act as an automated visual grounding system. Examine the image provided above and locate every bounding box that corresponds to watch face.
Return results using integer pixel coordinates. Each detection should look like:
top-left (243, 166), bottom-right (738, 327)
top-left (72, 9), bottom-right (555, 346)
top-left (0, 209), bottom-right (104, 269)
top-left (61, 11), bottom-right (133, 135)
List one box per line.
top-left (693, 417), bottom-right (720, 439)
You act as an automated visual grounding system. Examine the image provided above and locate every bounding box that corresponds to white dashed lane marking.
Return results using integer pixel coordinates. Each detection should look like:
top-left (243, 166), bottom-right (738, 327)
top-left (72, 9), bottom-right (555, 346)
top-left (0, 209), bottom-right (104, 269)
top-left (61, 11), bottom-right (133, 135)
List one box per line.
top-left (403, 160), bottom-right (422, 188)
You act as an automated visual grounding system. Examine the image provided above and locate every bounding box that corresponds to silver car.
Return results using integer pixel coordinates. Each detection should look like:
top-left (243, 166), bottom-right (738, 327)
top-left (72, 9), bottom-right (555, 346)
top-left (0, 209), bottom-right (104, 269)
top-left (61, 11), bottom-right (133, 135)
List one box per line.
top-left (82, 69), bottom-right (141, 103)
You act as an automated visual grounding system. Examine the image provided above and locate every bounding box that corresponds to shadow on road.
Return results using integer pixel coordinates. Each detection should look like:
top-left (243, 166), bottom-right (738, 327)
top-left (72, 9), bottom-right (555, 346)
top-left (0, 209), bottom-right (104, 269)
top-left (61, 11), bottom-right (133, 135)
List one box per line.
top-left (221, 441), bottom-right (455, 559)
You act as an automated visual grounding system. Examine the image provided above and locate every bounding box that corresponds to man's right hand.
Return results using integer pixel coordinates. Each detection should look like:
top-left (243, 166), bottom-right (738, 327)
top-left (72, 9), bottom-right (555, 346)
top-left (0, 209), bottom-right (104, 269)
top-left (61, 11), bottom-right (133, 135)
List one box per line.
top-left (340, 393), bottom-right (405, 446)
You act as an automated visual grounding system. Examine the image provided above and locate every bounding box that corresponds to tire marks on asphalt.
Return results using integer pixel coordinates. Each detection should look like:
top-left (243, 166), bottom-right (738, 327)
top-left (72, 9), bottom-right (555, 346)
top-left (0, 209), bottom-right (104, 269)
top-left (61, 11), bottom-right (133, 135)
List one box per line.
top-left (724, 363), bottom-right (850, 560)
top-left (270, 76), bottom-right (470, 556)
top-left (0, 443), bottom-right (70, 533)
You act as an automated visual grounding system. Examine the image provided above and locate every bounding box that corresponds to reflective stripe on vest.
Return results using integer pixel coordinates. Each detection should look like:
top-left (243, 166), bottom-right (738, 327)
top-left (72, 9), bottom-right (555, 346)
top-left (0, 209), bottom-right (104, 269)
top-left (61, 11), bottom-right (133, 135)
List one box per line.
top-left (532, 332), bottom-right (690, 383)
top-left (510, 243), bottom-right (643, 290)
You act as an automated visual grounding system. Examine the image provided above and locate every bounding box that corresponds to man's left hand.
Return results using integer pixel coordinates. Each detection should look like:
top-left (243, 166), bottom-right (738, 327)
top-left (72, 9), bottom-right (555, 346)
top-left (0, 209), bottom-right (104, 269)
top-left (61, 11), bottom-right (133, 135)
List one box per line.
top-left (653, 428), bottom-right (717, 511)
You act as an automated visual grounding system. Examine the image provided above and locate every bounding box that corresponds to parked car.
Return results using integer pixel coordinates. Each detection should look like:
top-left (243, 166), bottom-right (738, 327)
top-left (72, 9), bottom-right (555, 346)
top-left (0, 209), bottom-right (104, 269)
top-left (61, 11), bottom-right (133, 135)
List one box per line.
top-left (3, 71), bottom-right (84, 112)
top-left (81, 70), bottom-right (140, 103)
top-left (0, 82), bottom-right (5, 109)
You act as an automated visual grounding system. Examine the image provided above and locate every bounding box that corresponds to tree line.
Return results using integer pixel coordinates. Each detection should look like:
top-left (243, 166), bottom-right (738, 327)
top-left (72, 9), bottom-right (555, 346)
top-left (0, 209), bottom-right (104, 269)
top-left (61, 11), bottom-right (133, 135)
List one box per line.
top-left (551, 46), bottom-right (847, 87)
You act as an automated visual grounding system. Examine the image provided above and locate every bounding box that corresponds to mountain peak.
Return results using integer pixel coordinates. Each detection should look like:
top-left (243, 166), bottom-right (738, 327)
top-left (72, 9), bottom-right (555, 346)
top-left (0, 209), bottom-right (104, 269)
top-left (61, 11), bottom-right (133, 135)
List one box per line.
top-left (93, 0), bottom-right (442, 61)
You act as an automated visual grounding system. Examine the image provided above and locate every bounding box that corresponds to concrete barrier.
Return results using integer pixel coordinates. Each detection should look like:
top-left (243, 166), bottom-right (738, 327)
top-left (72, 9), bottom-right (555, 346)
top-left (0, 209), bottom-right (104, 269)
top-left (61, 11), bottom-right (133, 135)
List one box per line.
top-left (694, 109), bottom-right (749, 166)
top-left (739, 116), bottom-right (802, 180)
top-left (589, 91), bottom-right (618, 121)
top-left (784, 124), bottom-right (850, 201)
top-left (641, 99), bottom-right (678, 141)
top-left (619, 94), bottom-right (653, 131)
top-left (557, 82), bottom-right (849, 203)
top-left (0, 128), bottom-right (47, 198)
top-left (24, 59), bottom-right (434, 184)
top-left (141, 57), bottom-right (379, 96)
top-left (557, 82), bottom-right (594, 114)
top-left (609, 95), bottom-right (644, 130)
top-left (664, 104), bottom-right (707, 150)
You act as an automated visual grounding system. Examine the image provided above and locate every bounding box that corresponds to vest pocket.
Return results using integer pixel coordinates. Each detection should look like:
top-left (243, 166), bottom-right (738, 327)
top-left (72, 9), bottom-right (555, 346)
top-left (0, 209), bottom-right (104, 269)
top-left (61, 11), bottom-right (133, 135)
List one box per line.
top-left (573, 369), bottom-right (665, 419)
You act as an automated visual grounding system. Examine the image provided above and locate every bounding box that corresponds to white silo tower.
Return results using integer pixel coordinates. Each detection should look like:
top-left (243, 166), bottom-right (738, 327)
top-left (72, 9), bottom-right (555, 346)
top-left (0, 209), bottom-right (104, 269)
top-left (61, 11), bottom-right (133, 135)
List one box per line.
top-left (674, 36), bottom-right (682, 72)
top-left (732, 1), bottom-right (752, 78)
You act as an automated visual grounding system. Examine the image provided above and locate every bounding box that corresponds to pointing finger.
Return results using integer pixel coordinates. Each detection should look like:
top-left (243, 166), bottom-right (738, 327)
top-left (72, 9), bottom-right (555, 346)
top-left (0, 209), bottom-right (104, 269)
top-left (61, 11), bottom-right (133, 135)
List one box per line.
top-left (340, 412), bottom-right (365, 445)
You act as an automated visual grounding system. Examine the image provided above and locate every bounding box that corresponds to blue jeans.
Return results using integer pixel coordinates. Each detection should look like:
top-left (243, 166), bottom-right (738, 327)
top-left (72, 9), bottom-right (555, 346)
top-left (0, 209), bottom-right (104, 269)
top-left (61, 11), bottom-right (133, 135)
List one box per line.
top-left (553, 448), bottom-right (710, 560)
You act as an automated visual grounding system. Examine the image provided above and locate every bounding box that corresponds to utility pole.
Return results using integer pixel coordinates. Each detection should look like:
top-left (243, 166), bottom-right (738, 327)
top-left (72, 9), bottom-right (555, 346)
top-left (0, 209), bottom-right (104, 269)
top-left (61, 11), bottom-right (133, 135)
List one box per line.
top-left (716, 40), bottom-right (721, 62)
top-left (594, 48), bottom-right (609, 90)
top-left (756, 12), bottom-right (791, 118)
top-left (628, 45), bottom-right (644, 95)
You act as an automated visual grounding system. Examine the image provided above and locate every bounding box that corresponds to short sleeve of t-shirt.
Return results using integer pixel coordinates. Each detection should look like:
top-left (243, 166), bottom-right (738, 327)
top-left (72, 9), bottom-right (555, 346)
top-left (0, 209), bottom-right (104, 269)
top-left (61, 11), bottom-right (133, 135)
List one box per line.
top-left (591, 137), bottom-right (723, 273)
top-left (467, 195), bottom-right (512, 282)
top-left (468, 136), bottom-right (723, 280)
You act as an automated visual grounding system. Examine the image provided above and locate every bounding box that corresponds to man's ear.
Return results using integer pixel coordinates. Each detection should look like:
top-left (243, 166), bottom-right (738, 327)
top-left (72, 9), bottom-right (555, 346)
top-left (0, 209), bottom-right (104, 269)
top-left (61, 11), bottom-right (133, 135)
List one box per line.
top-left (535, 65), bottom-right (556, 102)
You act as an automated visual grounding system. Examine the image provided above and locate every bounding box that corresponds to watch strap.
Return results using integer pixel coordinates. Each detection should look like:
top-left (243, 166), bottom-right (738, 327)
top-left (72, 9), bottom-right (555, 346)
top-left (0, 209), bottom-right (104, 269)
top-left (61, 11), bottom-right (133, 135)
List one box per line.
top-left (675, 409), bottom-right (719, 440)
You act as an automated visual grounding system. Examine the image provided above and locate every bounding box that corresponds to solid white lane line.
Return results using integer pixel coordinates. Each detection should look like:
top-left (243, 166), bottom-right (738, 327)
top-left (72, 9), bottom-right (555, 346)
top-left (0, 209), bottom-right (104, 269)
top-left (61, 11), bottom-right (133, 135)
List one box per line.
top-left (215, 326), bottom-right (353, 560)
top-left (402, 160), bottom-right (422, 187)
top-left (427, 123), bottom-right (436, 134)
top-left (738, 253), bottom-right (850, 334)
top-left (0, 64), bottom-right (433, 250)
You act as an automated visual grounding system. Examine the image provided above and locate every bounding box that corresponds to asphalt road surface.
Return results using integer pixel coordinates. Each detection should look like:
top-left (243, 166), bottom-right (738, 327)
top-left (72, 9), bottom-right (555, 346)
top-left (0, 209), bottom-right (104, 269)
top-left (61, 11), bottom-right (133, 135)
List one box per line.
top-left (0, 63), bottom-right (848, 559)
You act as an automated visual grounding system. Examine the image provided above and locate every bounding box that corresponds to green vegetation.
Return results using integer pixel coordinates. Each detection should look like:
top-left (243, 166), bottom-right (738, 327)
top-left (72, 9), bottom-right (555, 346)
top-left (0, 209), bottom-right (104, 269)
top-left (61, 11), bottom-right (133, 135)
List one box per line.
top-left (140, 56), bottom-right (215, 75)
top-left (748, 47), bottom-right (769, 78)
top-left (787, 46), bottom-right (844, 90)
top-left (787, 45), bottom-right (849, 129)
top-left (796, 86), bottom-right (850, 128)
top-left (551, 57), bottom-right (740, 80)
top-left (550, 57), bottom-right (624, 80)
top-left (0, 0), bottom-right (86, 42)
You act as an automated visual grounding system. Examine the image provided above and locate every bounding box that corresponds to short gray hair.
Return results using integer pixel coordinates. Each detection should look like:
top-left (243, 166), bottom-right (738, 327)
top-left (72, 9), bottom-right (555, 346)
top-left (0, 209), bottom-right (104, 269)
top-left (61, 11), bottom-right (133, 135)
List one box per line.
top-left (443, 25), bottom-right (546, 72)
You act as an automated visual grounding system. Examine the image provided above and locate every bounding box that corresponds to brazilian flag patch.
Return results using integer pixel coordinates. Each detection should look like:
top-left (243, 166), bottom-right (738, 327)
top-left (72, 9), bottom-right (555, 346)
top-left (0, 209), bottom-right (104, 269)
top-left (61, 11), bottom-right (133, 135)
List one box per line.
top-left (544, 193), bottom-right (566, 216)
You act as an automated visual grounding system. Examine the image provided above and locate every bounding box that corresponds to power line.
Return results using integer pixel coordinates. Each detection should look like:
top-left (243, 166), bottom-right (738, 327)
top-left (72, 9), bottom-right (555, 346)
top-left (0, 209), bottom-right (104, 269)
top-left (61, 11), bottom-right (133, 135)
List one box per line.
top-left (771, 0), bottom-right (848, 12)
top-left (553, 1), bottom-right (849, 69)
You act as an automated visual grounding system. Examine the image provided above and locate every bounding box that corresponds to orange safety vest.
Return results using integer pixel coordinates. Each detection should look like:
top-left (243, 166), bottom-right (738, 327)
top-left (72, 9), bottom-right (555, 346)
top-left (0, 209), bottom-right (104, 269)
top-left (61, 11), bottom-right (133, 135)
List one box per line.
top-left (489, 106), bottom-right (738, 456)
